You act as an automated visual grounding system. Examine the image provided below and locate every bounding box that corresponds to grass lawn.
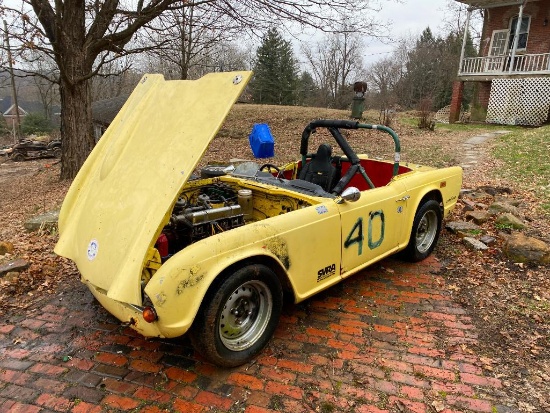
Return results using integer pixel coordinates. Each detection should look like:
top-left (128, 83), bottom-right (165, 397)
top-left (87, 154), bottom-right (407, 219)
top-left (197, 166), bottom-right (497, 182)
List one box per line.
top-left (493, 124), bottom-right (550, 213)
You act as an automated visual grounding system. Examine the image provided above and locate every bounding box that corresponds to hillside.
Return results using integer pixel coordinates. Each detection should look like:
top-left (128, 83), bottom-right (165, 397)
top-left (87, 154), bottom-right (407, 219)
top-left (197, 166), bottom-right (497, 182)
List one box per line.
top-left (209, 105), bottom-right (482, 169)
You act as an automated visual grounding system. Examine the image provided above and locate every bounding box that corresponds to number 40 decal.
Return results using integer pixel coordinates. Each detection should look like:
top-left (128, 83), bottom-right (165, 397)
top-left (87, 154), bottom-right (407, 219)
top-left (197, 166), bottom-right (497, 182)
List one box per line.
top-left (344, 210), bottom-right (385, 255)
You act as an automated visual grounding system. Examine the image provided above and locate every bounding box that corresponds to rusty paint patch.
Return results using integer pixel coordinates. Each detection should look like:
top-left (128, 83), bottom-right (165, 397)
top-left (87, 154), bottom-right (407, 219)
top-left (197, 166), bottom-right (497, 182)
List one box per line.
top-left (176, 273), bottom-right (205, 294)
top-left (264, 237), bottom-right (291, 269)
top-left (154, 292), bottom-right (167, 307)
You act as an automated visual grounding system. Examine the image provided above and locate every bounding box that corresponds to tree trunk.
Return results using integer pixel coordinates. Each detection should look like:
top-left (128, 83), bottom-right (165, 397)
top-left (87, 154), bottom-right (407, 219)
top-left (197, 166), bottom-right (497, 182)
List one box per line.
top-left (54, 0), bottom-right (94, 181)
top-left (59, 76), bottom-right (95, 180)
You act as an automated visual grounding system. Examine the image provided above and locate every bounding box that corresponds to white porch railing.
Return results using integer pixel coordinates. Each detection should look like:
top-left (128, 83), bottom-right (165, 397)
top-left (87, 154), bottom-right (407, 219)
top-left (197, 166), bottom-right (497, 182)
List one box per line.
top-left (459, 53), bottom-right (550, 76)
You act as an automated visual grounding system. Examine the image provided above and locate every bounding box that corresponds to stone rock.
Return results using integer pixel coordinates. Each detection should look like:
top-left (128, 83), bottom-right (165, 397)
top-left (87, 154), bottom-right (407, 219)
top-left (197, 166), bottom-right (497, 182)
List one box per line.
top-left (463, 237), bottom-right (489, 251)
top-left (446, 221), bottom-right (482, 238)
top-left (488, 202), bottom-right (520, 216)
top-left (462, 198), bottom-right (476, 208)
top-left (495, 213), bottom-right (526, 230)
top-left (504, 232), bottom-right (550, 264)
top-left (459, 189), bottom-right (475, 198)
top-left (0, 241), bottom-right (14, 255)
top-left (465, 210), bottom-right (490, 225)
top-left (495, 195), bottom-right (522, 207)
top-left (465, 191), bottom-right (490, 200)
top-left (480, 235), bottom-right (497, 246)
top-left (0, 259), bottom-right (30, 277)
top-left (479, 185), bottom-right (512, 195)
top-left (498, 231), bottom-right (512, 241)
top-left (24, 210), bottom-right (59, 232)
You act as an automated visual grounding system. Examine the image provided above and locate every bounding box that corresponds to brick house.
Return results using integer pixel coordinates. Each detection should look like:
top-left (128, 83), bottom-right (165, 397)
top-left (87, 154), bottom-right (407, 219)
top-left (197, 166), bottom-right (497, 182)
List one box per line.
top-left (450, 0), bottom-right (550, 125)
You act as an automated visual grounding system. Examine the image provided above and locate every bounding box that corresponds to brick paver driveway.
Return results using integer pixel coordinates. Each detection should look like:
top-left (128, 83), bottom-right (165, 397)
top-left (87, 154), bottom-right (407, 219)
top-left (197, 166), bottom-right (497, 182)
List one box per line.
top-left (0, 255), bottom-right (513, 413)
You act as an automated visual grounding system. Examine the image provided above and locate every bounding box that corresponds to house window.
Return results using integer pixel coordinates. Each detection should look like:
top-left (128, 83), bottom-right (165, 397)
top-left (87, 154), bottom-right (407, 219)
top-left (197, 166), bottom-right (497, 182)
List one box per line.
top-left (508, 15), bottom-right (530, 50)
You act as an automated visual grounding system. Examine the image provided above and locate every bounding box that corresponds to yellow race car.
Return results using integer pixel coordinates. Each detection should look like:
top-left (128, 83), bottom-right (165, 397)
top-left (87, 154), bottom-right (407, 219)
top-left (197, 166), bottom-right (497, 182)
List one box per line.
top-left (55, 71), bottom-right (462, 367)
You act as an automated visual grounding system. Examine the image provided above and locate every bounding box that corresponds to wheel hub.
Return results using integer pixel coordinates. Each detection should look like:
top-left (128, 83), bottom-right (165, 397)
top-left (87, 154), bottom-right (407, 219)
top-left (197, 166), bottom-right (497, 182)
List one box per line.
top-left (416, 210), bottom-right (438, 254)
top-left (219, 280), bottom-right (272, 351)
top-left (230, 298), bottom-right (254, 325)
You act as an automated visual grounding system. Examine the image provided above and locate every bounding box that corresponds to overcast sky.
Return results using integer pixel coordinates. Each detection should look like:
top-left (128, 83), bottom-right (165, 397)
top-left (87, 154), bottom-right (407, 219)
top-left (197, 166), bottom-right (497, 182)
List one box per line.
top-left (363, 0), bottom-right (456, 64)
top-left (378, 0), bottom-right (454, 35)
top-left (292, 0), bottom-right (460, 68)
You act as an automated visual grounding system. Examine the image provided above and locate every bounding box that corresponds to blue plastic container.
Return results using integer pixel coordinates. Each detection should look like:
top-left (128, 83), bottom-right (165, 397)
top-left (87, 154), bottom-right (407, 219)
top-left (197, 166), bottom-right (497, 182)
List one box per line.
top-left (249, 123), bottom-right (275, 158)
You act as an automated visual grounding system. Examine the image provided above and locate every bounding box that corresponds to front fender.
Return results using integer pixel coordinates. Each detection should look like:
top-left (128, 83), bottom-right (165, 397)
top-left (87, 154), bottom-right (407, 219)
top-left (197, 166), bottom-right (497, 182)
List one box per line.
top-left (144, 225), bottom-right (291, 338)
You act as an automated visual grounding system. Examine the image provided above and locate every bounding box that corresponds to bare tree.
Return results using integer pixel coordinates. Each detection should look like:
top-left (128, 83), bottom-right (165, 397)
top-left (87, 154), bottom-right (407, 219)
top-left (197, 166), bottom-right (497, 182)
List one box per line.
top-left (366, 56), bottom-right (401, 110)
top-left (141, 4), bottom-right (247, 80)
top-left (1, 0), bottom-right (391, 179)
top-left (442, 0), bottom-right (483, 43)
top-left (303, 29), bottom-right (366, 108)
top-left (90, 56), bottom-right (143, 101)
top-left (21, 50), bottom-right (59, 120)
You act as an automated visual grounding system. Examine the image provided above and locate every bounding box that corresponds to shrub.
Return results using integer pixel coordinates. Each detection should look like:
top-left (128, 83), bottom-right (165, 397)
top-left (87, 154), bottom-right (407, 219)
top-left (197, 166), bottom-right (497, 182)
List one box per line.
top-left (21, 113), bottom-right (54, 135)
top-left (417, 97), bottom-right (435, 130)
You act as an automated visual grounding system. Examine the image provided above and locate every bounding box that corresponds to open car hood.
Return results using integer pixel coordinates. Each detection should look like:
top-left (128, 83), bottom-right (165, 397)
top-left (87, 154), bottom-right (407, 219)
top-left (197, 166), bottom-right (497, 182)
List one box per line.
top-left (55, 72), bottom-right (252, 305)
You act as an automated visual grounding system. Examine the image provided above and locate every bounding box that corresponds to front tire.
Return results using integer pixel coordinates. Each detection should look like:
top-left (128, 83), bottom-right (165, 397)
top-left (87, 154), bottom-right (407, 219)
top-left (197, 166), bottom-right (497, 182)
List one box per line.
top-left (402, 199), bottom-right (442, 262)
top-left (190, 264), bottom-right (283, 367)
top-left (11, 152), bottom-right (25, 162)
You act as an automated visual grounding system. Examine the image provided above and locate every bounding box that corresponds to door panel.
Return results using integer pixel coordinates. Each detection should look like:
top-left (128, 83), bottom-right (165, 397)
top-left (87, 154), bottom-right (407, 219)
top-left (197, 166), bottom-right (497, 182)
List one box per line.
top-left (338, 182), bottom-right (408, 276)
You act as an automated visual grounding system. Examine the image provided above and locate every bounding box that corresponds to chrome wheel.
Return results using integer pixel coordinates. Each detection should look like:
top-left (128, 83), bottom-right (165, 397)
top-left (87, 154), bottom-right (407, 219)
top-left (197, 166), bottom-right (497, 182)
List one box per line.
top-left (415, 209), bottom-right (438, 254)
top-left (402, 199), bottom-right (442, 262)
top-left (219, 280), bottom-right (272, 351)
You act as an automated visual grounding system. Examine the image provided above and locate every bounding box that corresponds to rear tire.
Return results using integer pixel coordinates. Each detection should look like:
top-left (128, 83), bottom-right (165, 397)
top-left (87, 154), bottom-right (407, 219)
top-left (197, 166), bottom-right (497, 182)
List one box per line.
top-left (190, 264), bottom-right (283, 367)
top-left (11, 152), bottom-right (25, 162)
top-left (402, 199), bottom-right (442, 262)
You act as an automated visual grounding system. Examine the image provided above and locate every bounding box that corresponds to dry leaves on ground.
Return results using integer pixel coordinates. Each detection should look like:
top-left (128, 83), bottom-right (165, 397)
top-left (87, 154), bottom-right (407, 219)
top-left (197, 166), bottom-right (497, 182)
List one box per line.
top-left (0, 106), bottom-right (548, 412)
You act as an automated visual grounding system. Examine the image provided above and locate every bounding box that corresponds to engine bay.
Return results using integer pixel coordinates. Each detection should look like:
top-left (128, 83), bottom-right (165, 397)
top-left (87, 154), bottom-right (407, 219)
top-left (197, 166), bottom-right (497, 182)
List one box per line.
top-left (155, 180), bottom-right (314, 261)
top-left (155, 182), bottom-right (244, 260)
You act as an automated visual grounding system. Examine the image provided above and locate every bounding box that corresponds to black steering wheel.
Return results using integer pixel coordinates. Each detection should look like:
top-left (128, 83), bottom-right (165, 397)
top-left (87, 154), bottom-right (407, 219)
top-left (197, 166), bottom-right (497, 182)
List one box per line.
top-left (259, 163), bottom-right (282, 178)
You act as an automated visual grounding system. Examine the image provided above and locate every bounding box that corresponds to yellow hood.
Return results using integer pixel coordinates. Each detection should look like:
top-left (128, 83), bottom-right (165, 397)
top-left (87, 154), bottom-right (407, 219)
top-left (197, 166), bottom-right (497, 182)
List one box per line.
top-left (55, 72), bottom-right (252, 305)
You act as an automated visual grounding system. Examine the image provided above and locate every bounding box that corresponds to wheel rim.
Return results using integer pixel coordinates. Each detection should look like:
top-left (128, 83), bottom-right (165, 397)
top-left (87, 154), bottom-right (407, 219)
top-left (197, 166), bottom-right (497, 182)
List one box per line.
top-left (219, 280), bottom-right (272, 351)
top-left (415, 210), bottom-right (438, 254)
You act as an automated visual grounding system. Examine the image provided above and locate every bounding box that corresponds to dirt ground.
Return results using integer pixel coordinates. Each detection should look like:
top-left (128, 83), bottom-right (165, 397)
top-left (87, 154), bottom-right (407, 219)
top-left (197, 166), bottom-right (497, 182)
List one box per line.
top-left (0, 107), bottom-right (548, 412)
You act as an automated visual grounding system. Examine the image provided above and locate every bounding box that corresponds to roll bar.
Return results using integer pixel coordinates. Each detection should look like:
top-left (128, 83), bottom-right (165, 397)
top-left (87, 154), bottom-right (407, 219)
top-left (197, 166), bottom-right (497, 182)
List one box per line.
top-left (300, 120), bottom-right (401, 177)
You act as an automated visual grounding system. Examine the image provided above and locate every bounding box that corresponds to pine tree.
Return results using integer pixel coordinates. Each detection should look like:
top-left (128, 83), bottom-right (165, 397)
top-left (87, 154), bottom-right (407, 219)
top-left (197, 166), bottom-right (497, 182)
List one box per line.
top-left (296, 71), bottom-right (318, 106)
top-left (394, 27), bottom-right (477, 110)
top-left (251, 29), bottom-right (299, 105)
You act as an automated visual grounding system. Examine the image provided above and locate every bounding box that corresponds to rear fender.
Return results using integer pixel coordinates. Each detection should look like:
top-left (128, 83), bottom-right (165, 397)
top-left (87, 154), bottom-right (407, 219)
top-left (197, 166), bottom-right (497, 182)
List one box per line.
top-left (398, 166), bottom-right (462, 242)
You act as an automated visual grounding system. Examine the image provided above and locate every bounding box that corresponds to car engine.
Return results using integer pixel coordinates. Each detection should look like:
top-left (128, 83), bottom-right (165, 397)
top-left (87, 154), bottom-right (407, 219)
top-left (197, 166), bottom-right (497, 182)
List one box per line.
top-left (155, 183), bottom-right (245, 261)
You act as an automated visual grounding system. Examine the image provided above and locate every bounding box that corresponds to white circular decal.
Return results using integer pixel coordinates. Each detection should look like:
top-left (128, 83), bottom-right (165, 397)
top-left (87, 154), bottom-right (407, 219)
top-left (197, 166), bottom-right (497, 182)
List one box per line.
top-left (87, 239), bottom-right (99, 261)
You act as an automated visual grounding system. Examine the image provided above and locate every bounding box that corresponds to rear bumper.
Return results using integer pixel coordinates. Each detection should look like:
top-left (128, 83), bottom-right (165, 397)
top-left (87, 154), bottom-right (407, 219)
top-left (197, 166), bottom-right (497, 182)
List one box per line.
top-left (85, 280), bottom-right (165, 338)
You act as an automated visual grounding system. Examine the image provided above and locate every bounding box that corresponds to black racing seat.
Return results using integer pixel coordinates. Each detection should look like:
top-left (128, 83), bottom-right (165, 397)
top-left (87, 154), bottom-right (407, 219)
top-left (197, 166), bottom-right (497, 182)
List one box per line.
top-left (299, 143), bottom-right (337, 192)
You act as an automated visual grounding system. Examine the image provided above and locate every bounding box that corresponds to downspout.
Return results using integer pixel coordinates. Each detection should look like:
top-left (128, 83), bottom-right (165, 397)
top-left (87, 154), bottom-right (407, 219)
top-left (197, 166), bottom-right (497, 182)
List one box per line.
top-left (509, 1), bottom-right (527, 73)
top-left (458, 8), bottom-right (473, 76)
